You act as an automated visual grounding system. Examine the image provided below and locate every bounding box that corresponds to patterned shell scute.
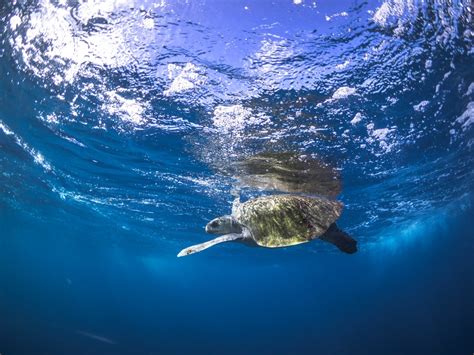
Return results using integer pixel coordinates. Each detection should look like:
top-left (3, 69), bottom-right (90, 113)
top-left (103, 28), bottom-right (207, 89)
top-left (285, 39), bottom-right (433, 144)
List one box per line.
top-left (234, 195), bottom-right (343, 248)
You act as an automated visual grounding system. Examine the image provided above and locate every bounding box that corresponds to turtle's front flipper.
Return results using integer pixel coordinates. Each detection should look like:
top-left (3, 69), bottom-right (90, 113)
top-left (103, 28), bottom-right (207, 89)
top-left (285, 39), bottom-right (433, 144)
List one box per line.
top-left (319, 224), bottom-right (357, 254)
top-left (177, 233), bottom-right (243, 257)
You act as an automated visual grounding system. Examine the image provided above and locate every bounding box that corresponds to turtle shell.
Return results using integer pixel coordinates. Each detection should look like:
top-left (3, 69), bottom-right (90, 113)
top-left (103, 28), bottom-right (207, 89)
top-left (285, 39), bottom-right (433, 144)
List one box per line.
top-left (234, 195), bottom-right (343, 248)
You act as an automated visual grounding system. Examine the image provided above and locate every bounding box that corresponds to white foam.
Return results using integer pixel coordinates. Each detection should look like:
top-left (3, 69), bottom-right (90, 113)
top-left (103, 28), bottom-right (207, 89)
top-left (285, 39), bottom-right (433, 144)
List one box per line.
top-left (45, 113), bottom-right (59, 124)
top-left (0, 121), bottom-right (14, 135)
top-left (366, 123), bottom-right (396, 153)
top-left (163, 63), bottom-right (206, 96)
top-left (212, 104), bottom-right (267, 132)
top-left (11, 0), bottom-right (157, 84)
top-left (332, 86), bottom-right (356, 99)
top-left (372, 2), bottom-right (392, 26)
top-left (372, 127), bottom-right (392, 141)
top-left (335, 60), bottom-right (350, 70)
top-left (413, 100), bottom-right (429, 112)
top-left (325, 12), bottom-right (348, 21)
top-left (465, 82), bottom-right (474, 96)
top-left (10, 15), bottom-right (21, 30)
top-left (387, 97), bottom-right (398, 105)
top-left (456, 102), bottom-right (474, 130)
top-left (62, 135), bottom-right (86, 147)
top-left (104, 91), bottom-right (148, 125)
top-left (350, 112), bottom-right (362, 125)
top-left (247, 38), bottom-right (299, 91)
top-left (0, 120), bottom-right (52, 171)
top-left (372, 0), bottom-right (415, 28)
top-left (142, 17), bottom-right (154, 29)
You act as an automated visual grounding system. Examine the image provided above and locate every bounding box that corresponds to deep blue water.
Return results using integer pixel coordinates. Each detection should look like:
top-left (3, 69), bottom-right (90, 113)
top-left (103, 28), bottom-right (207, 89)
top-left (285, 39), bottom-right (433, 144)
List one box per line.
top-left (0, 0), bottom-right (473, 354)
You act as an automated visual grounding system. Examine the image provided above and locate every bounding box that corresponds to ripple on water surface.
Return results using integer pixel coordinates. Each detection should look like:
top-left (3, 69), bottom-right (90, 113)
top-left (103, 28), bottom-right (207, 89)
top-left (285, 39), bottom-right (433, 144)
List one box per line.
top-left (0, 0), bottom-right (472, 250)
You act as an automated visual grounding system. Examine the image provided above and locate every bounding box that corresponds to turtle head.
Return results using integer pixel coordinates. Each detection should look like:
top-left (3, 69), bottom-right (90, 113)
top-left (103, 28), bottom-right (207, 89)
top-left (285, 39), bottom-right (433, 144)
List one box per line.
top-left (205, 215), bottom-right (243, 235)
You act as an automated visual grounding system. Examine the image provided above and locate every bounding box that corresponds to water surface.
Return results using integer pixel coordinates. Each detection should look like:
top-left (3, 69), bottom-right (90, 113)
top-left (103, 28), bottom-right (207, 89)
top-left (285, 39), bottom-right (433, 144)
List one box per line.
top-left (0, 0), bottom-right (473, 354)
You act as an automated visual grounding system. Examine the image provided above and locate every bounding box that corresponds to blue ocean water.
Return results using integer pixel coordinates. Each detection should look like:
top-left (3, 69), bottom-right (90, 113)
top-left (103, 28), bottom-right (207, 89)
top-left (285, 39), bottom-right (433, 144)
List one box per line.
top-left (0, 0), bottom-right (473, 354)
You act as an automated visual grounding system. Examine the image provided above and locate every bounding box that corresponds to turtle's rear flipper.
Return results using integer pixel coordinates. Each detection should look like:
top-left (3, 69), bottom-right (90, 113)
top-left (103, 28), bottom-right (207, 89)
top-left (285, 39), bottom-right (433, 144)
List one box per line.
top-left (319, 224), bottom-right (357, 254)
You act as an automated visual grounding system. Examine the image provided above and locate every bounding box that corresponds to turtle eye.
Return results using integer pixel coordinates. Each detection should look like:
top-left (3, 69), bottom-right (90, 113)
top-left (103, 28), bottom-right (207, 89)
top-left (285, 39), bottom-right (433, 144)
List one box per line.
top-left (211, 221), bottom-right (219, 227)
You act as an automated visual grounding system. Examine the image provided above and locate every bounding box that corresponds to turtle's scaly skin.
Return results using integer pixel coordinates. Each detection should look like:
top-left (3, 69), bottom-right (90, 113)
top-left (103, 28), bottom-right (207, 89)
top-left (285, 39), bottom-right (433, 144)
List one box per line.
top-left (233, 195), bottom-right (343, 248)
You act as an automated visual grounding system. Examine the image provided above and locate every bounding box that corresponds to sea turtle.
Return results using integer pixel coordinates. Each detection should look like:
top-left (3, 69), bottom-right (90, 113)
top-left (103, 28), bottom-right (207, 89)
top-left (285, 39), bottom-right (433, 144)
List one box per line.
top-left (229, 152), bottom-right (341, 197)
top-left (177, 194), bottom-right (357, 257)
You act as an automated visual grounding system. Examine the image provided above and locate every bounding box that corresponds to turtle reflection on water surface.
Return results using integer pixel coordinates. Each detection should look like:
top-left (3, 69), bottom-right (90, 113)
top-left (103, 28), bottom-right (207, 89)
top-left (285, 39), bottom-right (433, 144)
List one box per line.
top-left (229, 152), bottom-right (341, 197)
